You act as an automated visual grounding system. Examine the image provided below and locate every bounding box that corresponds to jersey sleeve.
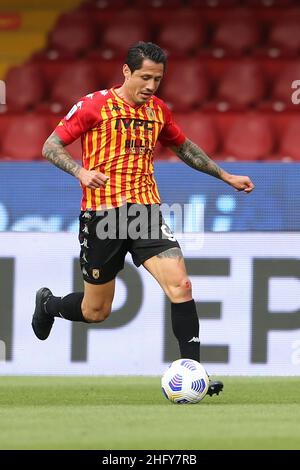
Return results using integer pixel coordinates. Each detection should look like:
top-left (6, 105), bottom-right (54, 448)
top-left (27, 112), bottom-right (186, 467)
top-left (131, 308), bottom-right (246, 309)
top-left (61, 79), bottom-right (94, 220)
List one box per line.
top-left (54, 93), bottom-right (102, 145)
top-left (158, 101), bottom-right (186, 147)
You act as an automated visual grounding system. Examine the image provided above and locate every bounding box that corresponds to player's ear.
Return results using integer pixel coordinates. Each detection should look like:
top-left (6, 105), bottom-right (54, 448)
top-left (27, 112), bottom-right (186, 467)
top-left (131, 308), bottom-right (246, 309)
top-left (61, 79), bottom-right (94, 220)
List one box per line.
top-left (123, 64), bottom-right (131, 81)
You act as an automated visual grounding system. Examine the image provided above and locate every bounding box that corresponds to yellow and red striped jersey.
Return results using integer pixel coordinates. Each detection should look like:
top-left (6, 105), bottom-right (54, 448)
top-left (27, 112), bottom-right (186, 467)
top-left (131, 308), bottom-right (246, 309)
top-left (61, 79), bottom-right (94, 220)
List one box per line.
top-left (55, 86), bottom-right (185, 210)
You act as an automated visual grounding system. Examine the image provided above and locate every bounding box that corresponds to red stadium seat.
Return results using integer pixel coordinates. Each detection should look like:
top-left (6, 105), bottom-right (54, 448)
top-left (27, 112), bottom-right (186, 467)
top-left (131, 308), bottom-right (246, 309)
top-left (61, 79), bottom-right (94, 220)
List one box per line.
top-left (272, 62), bottom-right (300, 111)
top-left (245, 0), bottom-right (295, 6)
top-left (104, 8), bottom-right (145, 24)
top-left (136, 0), bottom-right (182, 7)
top-left (223, 113), bottom-right (274, 160)
top-left (215, 60), bottom-right (266, 110)
top-left (53, 9), bottom-right (92, 27)
top-left (281, 7), bottom-right (300, 18)
top-left (49, 21), bottom-right (96, 58)
top-left (80, 0), bottom-right (127, 9)
top-left (152, 8), bottom-right (201, 31)
top-left (101, 24), bottom-right (150, 59)
top-left (159, 60), bottom-right (210, 111)
top-left (279, 117), bottom-right (300, 160)
top-left (190, 0), bottom-right (239, 5)
top-left (157, 22), bottom-right (206, 57)
top-left (50, 61), bottom-right (99, 112)
top-left (5, 63), bottom-right (45, 111)
top-left (0, 114), bottom-right (14, 160)
top-left (268, 19), bottom-right (300, 56)
top-left (100, 10), bottom-right (150, 59)
top-left (0, 114), bottom-right (50, 160)
top-left (211, 15), bottom-right (261, 56)
top-left (174, 112), bottom-right (219, 155)
top-left (88, 58), bottom-right (123, 88)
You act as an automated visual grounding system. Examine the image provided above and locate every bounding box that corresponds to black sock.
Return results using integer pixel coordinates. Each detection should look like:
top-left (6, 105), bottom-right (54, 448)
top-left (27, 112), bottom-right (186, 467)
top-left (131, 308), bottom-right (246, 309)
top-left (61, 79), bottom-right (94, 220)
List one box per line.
top-left (45, 292), bottom-right (87, 322)
top-left (171, 299), bottom-right (200, 362)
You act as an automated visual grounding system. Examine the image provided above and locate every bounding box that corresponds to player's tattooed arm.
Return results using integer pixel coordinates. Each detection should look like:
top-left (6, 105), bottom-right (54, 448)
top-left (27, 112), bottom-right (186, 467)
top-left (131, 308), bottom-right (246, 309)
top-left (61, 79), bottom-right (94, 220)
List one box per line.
top-left (171, 138), bottom-right (222, 179)
top-left (171, 138), bottom-right (255, 192)
top-left (42, 131), bottom-right (81, 177)
top-left (43, 131), bottom-right (109, 188)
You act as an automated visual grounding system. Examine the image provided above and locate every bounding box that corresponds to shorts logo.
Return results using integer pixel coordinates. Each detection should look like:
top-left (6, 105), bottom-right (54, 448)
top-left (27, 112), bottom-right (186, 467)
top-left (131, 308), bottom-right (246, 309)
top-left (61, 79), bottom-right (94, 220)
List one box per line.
top-left (161, 224), bottom-right (176, 242)
top-left (92, 269), bottom-right (100, 280)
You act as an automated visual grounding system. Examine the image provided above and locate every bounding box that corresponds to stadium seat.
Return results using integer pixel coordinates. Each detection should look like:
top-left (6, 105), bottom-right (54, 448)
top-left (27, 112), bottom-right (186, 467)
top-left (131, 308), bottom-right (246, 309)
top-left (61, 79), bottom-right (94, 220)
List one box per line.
top-left (50, 61), bottom-right (99, 112)
top-left (189, 0), bottom-right (239, 5)
top-left (268, 19), bottom-right (300, 56)
top-left (157, 21), bottom-right (206, 57)
top-left (5, 63), bottom-right (45, 111)
top-left (53, 9), bottom-right (92, 28)
top-left (272, 62), bottom-right (300, 111)
top-left (88, 58), bottom-right (123, 88)
top-left (174, 112), bottom-right (219, 155)
top-left (211, 14), bottom-right (261, 56)
top-left (223, 113), bottom-right (274, 160)
top-left (48, 20), bottom-right (96, 58)
top-left (153, 8), bottom-right (201, 30)
top-left (279, 117), bottom-right (300, 160)
top-left (95, 8), bottom-right (151, 59)
top-left (136, 0), bottom-right (182, 7)
top-left (80, 0), bottom-right (127, 9)
top-left (215, 60), bottom-right (266, 110)
top-left (245, 0), bottom-right (295, 6)
top-left (0, 114), bottom-right (50, 160)
top-left (281, 6), bottom-right (300, 16)
top-left (101, 25), bottom-right (150, 59)
top-left (0, 115), bottom-right (14, 159)
top-left (159, 60), bottom-right (209, 111)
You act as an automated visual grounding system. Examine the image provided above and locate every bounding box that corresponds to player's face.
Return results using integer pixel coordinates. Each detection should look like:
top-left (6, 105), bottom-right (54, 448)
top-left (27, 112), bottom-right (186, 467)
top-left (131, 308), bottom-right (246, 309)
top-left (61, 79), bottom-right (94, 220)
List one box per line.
top-left (124, 59), bottom-right (164, 105)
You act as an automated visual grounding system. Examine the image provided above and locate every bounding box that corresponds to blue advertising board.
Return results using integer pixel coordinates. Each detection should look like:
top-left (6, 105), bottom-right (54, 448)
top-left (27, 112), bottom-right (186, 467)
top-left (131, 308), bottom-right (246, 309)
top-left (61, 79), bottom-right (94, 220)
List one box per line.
top-left (0, 162), bottom-right (299, 232)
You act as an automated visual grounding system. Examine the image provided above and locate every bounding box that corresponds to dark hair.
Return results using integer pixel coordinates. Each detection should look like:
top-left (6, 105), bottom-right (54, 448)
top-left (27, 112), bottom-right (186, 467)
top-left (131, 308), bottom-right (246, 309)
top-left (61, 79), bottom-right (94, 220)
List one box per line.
top-left (126, 42), bottom-right (167, 73)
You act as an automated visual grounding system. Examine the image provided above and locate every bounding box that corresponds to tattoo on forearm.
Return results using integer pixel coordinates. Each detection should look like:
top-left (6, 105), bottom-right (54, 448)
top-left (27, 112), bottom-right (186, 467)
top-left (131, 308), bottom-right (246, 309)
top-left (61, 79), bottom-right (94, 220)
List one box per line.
top-left (157, 248), bottom-right (183, 260)
top-left (42, 131), bottom-right (81, 177)
top-left (173, 138), bottom-right (222, 179)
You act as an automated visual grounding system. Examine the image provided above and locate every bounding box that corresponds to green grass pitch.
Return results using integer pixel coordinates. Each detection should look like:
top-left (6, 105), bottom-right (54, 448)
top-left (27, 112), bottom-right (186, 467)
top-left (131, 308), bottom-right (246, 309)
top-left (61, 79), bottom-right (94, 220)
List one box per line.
top-left (0, 376), bottom-right (299, 450)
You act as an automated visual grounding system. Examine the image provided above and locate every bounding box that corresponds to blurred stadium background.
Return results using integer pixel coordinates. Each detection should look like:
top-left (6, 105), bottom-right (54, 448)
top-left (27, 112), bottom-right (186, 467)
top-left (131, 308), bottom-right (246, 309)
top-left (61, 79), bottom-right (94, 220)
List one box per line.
top-left (1, 0), bottom-right (300, 377)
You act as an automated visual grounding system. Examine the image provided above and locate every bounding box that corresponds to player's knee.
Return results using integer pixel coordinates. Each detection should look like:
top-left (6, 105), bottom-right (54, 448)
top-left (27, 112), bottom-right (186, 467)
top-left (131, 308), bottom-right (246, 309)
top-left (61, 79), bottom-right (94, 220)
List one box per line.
top-left (165, 277), bottom-right (192, 303)
top-left (82, 302), bottom-right (112, 323)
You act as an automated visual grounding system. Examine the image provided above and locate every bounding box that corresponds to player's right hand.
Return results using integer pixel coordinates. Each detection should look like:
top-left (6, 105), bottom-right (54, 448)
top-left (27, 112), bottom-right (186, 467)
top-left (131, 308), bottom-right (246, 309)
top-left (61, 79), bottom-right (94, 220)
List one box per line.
top-left (77, 168), bottom-right (109, 189)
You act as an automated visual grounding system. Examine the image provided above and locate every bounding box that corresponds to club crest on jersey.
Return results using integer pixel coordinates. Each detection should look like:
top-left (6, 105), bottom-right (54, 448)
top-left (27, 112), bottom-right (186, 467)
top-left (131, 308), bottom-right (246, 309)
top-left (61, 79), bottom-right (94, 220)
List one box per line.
top-left (145, 107), bottom-right (154, 120)
top-left (92, 269), bottom-right (100, 279)
top-left (112, 104), bottom-right (121, 111)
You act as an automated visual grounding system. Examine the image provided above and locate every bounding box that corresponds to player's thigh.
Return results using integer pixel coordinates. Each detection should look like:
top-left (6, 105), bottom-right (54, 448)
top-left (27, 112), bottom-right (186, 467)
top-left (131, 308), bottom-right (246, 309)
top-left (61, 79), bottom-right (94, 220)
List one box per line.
top-left (143, 247), bottom-right (192, 302)
top-left (143, 247), bottom-right (188, 286)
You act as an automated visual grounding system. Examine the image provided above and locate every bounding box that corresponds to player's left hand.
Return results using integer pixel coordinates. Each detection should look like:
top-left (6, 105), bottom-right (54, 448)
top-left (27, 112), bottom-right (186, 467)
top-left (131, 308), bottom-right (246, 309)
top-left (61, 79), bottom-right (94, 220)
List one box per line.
top-left (226, 174), bottom-right (255, 193)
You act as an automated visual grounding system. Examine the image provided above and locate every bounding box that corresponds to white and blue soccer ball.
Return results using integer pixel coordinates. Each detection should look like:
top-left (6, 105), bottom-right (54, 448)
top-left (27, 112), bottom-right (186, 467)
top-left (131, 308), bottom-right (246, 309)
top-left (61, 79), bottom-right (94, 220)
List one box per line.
top-left (161, 359), bottom-right (209, 404)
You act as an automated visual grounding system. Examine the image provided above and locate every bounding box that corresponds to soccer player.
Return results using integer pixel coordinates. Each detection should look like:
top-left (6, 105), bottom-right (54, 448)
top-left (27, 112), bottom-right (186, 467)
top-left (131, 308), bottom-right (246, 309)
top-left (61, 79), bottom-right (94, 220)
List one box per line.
top-left (32, 42), bottom-right (254, 396)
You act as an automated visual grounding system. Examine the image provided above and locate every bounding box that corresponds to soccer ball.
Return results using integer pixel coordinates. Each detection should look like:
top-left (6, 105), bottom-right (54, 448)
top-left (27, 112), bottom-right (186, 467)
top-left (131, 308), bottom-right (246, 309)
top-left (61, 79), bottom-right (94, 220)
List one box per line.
top-left (161, 359), bottom-right (209, 404)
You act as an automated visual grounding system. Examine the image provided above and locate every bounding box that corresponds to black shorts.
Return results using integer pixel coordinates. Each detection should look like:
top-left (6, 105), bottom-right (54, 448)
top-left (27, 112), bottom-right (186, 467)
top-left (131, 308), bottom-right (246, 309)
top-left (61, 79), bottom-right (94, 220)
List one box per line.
top-left (79, 203), bottom-right (180, 284)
